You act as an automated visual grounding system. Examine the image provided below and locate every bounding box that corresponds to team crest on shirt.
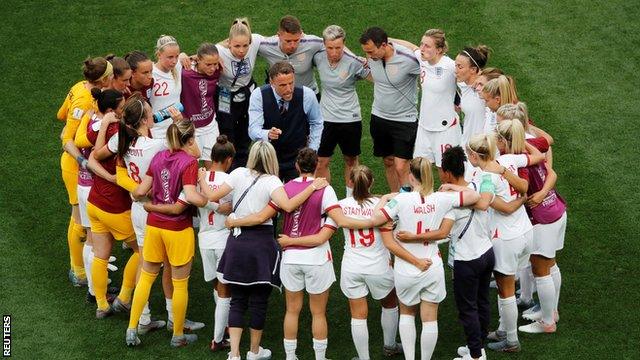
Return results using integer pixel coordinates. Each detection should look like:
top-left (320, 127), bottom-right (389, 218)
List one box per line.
top-left (435, 66), bottom-right (443, 78)
top-left (296, 53), bottom-right (306, 62)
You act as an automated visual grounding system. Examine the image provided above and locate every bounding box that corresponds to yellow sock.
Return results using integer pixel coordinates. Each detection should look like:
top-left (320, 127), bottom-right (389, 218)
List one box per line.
top-left (128, 269), bottom-right (158, 329)
top-left (117, 251), bottom-right (140, 304)
top-left (91, 257), bottom-right (109, 310)
top-left (71, 221), bottom-right (86, 278)
top-left (171, 277), bottom-right (190, 337)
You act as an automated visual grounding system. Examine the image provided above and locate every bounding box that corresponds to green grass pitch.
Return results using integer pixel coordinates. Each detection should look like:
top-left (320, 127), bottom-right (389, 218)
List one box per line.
top-left (1, 0), bottom-right (638, 358)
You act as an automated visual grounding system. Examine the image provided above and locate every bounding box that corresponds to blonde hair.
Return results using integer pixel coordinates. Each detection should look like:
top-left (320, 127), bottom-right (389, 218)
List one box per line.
top-left (482, 75), bottom-right (518, 106)
top-left (350, 165), bottom-right (373, 205)
top-left (246, 141), bottom-right (279, 176)
top-left (496, 120), bottom-right (526, 154)
top-left (497, 102), bottom-right (529, 130)
top-left (230, 17), bottom-right (252, 42)
top-left (155, 35), bottom-right (180, 80)
top-left (467, 133), bottom-right (497, 161)
top-left (409, 157), bottom-right (434, 197)
top-left (423, 28), bottom-right (448, 53)
top-left (166, 120), bottom-right (195, 152)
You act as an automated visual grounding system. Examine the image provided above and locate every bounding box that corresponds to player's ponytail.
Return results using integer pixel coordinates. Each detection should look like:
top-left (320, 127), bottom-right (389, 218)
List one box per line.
top-left (211, 135), bottom-right (236, 163)
top-left (410, 157), bottom-right (434, 197)
top-left (483, 75), bottom-right (518, 107)
top-left (229, 17), bottom-right (252, 42)
top-left (167, 120), bottom-right (195, 152)
top-left (468, 133), bottom-right (497, 161)
top-left (118, 94), bottom-right (147, 156)
top-left (350, 165), bottom-right (374, 205)
top-left (92, 88), bottom-right (123, 114)
top-left (496, 119), bottom-right (526, 154)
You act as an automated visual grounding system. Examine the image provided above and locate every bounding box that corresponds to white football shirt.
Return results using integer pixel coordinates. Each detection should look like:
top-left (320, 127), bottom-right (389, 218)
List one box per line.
top-left (224, 167), bottom-right (283, 226)
top-left (198, 171), bottom-right (232, 249)
top-left (416, 53), bottom-right (458, 131)
top-left (150, 61), bottom-right (183, 139)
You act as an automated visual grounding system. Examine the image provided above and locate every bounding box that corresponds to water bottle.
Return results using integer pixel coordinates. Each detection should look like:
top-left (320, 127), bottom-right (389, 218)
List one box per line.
top-left (153, 102), bottom-right (184, 123)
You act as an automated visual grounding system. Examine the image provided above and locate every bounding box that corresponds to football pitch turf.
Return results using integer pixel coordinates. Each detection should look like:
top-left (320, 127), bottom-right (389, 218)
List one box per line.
top-left (1, 0), bottom-right (638, 358)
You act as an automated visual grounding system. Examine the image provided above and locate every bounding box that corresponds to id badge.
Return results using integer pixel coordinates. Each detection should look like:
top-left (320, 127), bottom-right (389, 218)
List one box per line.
top-left (218, 87), bottom-right (231, 114)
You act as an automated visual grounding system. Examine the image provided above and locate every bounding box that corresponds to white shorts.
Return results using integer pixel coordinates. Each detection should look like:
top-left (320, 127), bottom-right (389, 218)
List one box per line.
top-left (493, 230), bottom-right (533, 275)
top-left (77, 185), bottom-right (91, 228)
top-left (340, 268), bottom-right (395, 300)
top-left (413, 125), bottom-right (462, 167)
top-left (200, 248), bottom-right (225, 282)
top-left (531, 212), bottom-right (567, 258)
top-left (131, 202), bottom-right (148, 247)
top-left (280, 261), bottom-right (336, 294)
top-left (196, 123), bottom-right (220, 162)
top-left (394, 264), bottom-right (446, 306)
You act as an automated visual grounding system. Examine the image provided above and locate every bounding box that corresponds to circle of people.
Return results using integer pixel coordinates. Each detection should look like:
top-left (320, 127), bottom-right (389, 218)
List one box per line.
top-left (56, 14), bottom-right (566, 360)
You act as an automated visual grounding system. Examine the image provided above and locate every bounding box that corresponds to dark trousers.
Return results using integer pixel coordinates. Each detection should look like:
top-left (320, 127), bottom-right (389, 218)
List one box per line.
top-left (453, 248), bottom-right (495, 358)
top-left (217, 99), bottom-right (250, 170)
top-left (228, 284), bottom-right (273, 330)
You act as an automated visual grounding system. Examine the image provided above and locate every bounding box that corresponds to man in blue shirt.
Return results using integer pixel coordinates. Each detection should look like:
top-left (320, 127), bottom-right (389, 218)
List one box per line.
top-left (249, 61), bottom-right (323, 181)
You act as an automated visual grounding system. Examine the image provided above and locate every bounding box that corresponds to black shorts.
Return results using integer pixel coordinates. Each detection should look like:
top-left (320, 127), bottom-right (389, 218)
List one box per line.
top-left (370, 114), bottom-right (417, 159)
top-left (317, 121), bottom-right (362, 158)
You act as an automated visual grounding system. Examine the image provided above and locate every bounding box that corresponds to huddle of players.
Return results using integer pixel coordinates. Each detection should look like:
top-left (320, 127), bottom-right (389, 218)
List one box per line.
top-left (56, 13), bottom-right (566, 360)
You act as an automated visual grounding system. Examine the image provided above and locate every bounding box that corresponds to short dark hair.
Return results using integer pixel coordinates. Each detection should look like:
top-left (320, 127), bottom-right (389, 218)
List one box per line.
top-left (269, 61), bottom-right (295, 79)
top-left (279, 15), bottom-right (301, 34)
top-left (359, 27), bottom-right (388, 47)
top-left (296, 148), bottom-right (318, 174)
top-left (441, 146), bottom-right (467, 179)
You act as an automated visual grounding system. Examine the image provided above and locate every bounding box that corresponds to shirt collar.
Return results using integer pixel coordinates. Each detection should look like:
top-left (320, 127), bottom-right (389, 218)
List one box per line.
top-left (271, 87), bottom-right (284, 103)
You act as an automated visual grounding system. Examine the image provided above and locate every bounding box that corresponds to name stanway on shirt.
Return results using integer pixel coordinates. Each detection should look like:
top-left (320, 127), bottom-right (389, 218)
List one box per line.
top-left (339, 196), bottom-right (391, 275)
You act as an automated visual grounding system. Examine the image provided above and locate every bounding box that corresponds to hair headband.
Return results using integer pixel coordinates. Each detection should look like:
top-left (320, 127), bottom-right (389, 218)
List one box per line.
top-left (462, 50), bottom-right (481, 69)
top-left (98, 61), bottom-right (113, 81)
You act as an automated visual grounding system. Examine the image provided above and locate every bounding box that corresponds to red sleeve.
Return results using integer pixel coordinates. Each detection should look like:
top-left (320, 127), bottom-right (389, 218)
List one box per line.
top-left (517, 167), bottom-right (529, 181)
top-left (181, 161), bottom-right (199, 185)
top-left (268, 200), bottom-right (281, 212)
top-left (380, 208), bottom-right (392, 221)
top-left (526, 137), bottom-right (549, 153)
top-left (322, 223), bottom-right (337, 231)
top-left (459, 191), bottom-right (464, 207)
top-left (324, 204), bottom-right (341, 214)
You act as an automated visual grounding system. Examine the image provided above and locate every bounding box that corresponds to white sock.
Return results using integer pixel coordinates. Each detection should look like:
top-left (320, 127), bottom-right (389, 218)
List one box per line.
top-left (213, 297), bottom-right (231, 342)
top-left (213, 288), bottom-right (219, 304)
top-left (345, 186), bottom-right (353, 198)
top-left (518, 265), bottom-right (534, 302)
top-left (284, 339), bottom-right (297, 360)
top-left (312, 338), bottom-right (327, 360)
top-left (498, 296), bottom-right (518, 343)
top-left (550, 264), bottom-right (562, 311)
top-left (166, 298), bottom-right (173, 322)
top-left (535, 275), bottom-right (556, 324)
top-left (351, 318), bottom-right (370, 360)
top-left (381, 306), bottom-right (399, 347)
top-left (140, 302), bottom-right (151, 326)
top-left (82, 244), bottom-right (94, 295)
top-left (420, 321), bottom-right (438, 360)
top-left (398, 314), bottom-right (416, 360)
top-left (497, 295), bottom-right (504, 332)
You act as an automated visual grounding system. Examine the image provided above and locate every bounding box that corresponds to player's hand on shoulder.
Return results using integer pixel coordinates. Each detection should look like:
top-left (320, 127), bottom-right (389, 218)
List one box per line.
top-left (311, 177), bottom-right (328, 190)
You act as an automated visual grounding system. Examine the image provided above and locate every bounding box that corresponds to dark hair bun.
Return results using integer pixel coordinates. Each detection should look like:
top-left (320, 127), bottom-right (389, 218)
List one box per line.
top-left (90, 87), bottom-right (103, 101)
top-left (216, 135), bottom-right (229, 144)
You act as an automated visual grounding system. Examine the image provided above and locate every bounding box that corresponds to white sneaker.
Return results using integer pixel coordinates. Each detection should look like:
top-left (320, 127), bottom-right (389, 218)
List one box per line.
top-left (227, 354), bottom-right (241, 360)
top-left (519, 320), bottom-right (556, 334)
top-left (246, 346), bottom-right (271, 360)
top-left (455, 354), bottom-right (486, 360)
top-left (456, 346), bottom-right (486, 358)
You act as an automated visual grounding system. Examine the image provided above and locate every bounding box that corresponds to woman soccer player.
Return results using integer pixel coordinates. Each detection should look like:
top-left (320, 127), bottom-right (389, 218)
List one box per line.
top-left (125, 50), bottom-right (154, 100)
top-left (369, 157), bottom-right (481, 360)
top-left (199, 141), bottom-right (328, 360)
top-left (479, 75), bottom-right (518, 134)
top-left (454, 45), bottom-right (490, 148)
top-left (74, 88), bottom-right (125, 304)
top-left (57, 56), bottom-right (113, 286)
top-left (411, 29), bottom-right (463, 182)
top-left (215, 18), bottom-right (264, 168)
top-left (86, 93), bottom-right (144, 319)
top-left (465, 127), bottom-right (543, 353)
top-left (338, 165), bottom-right (403, 360)
top-left (125, 120), bottom-right (207, 347)
top-left (181, 43), bottom-right (221, 168)
top-left (150, 35), bottom-right (185, 139)
top-left (106, 55), bottom-right (132, 94)
top-left (313, 25), bottom-right (371, 194)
